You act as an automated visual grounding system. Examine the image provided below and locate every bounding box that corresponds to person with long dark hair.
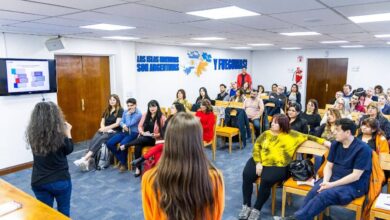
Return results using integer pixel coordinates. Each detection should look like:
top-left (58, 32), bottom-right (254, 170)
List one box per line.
top-left (142, 112), bottom-right (225, 220)
top-left (74, 94), bottom-right (123, 171)
top-left (123, 100), bottom-right (166, 177)
top-left (195, 99), bottom-right (216, 143)
top-left (192, 87), bottom-right (212, 111)
top-left (239, 114), bottom-right (329, 220)
top-left (26, 102), bottom-right (73, 217)
top-left (287, 83), bottom-right (301, 106)
top-left (301, 99), bottom-right (321, 135)
top-left (287, 103), bottom-right (308, 134)
top-left (357, 117), bottom-right (389, 154)
top-left (359, 102), bottom-right (390, 140)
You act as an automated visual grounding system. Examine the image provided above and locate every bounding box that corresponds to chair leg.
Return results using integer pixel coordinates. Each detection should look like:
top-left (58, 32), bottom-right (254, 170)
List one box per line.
top-left (282, 187), bottom-right (286, 217)
top-left (388, 182), bottom-right (390, 193)
top-left (287, 193), bottom-right (292, 206)
top-left (325, 208), bottom-right (330, 216)
top-left (271, 184), bottom-right (276, 216)
top-left (228, 136), bottom-right (232, 154)
top-left (369, 211), bottom-right (375, 220)
top-left (212, 140), bottom-right (216, 161)
top-left (239, 132), bottom-right (242, 149)
top-left (128, 149), bottom-right (133, 170)
top-left (356, 206), bottom-right (362, 220)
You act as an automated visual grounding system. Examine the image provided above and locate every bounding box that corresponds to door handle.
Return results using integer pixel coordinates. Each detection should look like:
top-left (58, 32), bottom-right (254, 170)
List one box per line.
top-left (81, 98), bottom-right (85, 111)
top-left (325, 83), bottom-right (328, 92)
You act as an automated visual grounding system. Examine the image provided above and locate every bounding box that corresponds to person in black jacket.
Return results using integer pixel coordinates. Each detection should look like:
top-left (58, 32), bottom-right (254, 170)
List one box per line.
top-left (26, 102), bottom-right (73, 217)
top-left (301, 99), bottom-right (322, 135)
top-left (287, 83), bottom-right (301, 106)
top-left (287, 103), bottom-right (308, 134)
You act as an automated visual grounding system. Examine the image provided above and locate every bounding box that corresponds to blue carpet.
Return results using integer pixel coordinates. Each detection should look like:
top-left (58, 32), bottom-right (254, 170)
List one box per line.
top-left (2, 140), bottom-right (370, 220)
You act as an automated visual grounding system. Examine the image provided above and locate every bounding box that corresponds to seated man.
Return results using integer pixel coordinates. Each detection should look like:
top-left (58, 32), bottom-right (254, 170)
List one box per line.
top-left (216, 83), bottom-right (230, 101)
top-left (106, 98), bottom-right (142, 171)
top-left (244, 89), bottom-right (264, 137)
top-left (268, 85), bottom-right (287, 116)
top-left (284, 118), bottom-right (372, 220)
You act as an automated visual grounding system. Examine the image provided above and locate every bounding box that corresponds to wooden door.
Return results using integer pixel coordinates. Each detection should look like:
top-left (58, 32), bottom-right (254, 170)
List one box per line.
top-left (306, 58), bottom-right (348, 109)
top-left (56, 55), bottom-right (110, 142)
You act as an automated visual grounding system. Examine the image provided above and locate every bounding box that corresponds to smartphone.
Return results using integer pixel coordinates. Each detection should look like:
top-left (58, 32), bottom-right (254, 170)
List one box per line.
top-left (0, 201), bottom-right (22, 216)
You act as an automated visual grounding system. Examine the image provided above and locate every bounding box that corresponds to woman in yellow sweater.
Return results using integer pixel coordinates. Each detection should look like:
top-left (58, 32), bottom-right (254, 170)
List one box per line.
top-left (239, 114), bottom-right (330, 220)
top-left (142, 112), bottom-right (224, 220)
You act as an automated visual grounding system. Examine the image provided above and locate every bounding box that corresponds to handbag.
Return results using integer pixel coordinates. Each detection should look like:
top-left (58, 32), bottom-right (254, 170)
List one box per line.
top-left (288, 159), bottom-right (315, 181)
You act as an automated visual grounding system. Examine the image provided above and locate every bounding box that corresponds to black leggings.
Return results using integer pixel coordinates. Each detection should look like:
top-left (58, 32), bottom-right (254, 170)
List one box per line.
top-left (242, 157), bottom-right (289, 210)
top-left (127, 136), bottom-right (156, 162)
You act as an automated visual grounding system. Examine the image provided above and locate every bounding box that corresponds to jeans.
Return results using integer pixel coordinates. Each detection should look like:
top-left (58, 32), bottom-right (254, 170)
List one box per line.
top-left (88, 132), bottom-right (115, 155)
top-left (250, 118), bottom-right (261, 137)
top-left (32, 179), bottom-right (72, 217)
top-left (106, 131), bottom-right (139, 165)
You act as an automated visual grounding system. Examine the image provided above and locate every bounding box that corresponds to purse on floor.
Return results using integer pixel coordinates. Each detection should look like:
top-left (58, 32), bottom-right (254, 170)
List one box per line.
top-left (288, 159), bottom-right (315, 181)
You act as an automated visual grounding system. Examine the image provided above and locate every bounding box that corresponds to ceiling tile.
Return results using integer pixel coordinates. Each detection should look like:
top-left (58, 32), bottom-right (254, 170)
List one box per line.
top-left (335, 1), bottom-right (390, 17)
top-left (0, 18), bottom-right (20, 26)
top-left (139, 0), bottom-right (231, 12)
top-left (25, 0), bottom-right (131, 10)
top-left (33, 17), bottom-right (93, 27)
top-left (219, 0), bottom-right (325, 14)
top-left (319, 0), bottom-right (388, 7)
top-left (186, 20), bottom-right (255, 33)
top-left (0, 10), bottom-right (46, 21)
top-left (224, 15), bottom-right (292, 30)
top-left (309, 24), bottom-right (366, 34)
top-left (357, 21), bottom-right (390, 32)
top-left (7, 22), bottom-right (88, 34)
top-left (94, 3), bottom-right (205, 23)
top-left (0, 0), bottom-right (80, 16)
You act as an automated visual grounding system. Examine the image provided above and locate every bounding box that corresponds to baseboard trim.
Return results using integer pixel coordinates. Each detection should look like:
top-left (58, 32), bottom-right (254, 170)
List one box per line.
top-left (0, 161), bottom-right (33, 176)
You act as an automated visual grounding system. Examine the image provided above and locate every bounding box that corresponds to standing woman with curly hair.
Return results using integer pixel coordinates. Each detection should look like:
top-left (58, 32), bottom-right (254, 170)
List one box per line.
top-left (142, 112), bottom-right (225, 220)
top-left (26, 102), bottom-right (73, 217)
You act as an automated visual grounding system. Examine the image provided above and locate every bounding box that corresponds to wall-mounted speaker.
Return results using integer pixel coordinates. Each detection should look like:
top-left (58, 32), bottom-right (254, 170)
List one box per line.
top-left (45, 37), bottom-right (64, 51)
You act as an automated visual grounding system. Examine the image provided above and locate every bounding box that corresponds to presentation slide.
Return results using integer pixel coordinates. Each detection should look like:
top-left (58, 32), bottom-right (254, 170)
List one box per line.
top-left (6, 60), bottom-right (50, 93)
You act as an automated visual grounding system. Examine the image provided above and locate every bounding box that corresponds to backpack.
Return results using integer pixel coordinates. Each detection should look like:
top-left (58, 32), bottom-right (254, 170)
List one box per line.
top-left (94, 144), bottom-right (112, 170)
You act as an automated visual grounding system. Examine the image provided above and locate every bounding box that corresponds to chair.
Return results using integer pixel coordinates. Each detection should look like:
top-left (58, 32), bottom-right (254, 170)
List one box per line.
top-left (264, 102), bottom-right (276, 125)
top-left (160, 107), bottom-right (167, 117)
top-left (215, 101), bottom-right (243, 154)
top-left (318, 108), bottom-right (326, 118)
top-left (255, 177), bottom-right (277, 215)
top-left (384, 114), bottom-right (390, 121)
top-left (325, 104), bottom-right (333, 111)
top-left (281, 140), bottom-right (329, 218)
top-left (127, 145), bottom-right (155, 170)
top-left (369, 153), bottom-right (390, 220)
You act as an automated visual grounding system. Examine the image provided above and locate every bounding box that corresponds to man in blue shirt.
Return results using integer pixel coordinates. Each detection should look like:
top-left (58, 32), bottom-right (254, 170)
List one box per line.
top-left (106, 98), bottom-right (142, 172)
top-left (284, 118), bottom-right (372, 220)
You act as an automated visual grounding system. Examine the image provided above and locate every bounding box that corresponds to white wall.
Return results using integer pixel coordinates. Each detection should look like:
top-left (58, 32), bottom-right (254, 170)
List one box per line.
top-left (0, 33), bottom-right (136, 169)
top-left (251, 48), bottom-right (390, 107)
top-left (135, 43), bottom-right (252, 111)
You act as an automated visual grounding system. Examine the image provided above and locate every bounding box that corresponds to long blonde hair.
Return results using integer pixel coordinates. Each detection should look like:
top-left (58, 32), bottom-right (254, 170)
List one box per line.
top-left (153, 112), bottom-right (219, 220)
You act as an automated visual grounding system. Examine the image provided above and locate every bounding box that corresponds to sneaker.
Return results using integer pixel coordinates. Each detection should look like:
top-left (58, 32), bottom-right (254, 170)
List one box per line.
top-left (238, 205), bottom-right (251, 219)
top-left (79, 159), bottom-right (88, 172)
top-left (248, 208), bottom-right (261, 220)
top-left (73, 158), bottom-right (84, 166)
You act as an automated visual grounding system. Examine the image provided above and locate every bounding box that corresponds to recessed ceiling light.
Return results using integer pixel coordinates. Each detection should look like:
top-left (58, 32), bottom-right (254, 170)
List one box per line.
top-left (231, 46), bottom-right (252, 50)
top-left (181, 42), bottom-right (210, 46)
top-left (340, 45), bottom-right (364, 48)
top-left (320, 41), bottom-right (349, 44)
top-left (191, 37), bottom-right (226, 41)
top-left (186, 6), bottom-right (260, 19)
top-left (281, 47), bottom-right (301, 50)
top-left (248, 43), bottom-right (274, 46)
top-left (387, 42), bottom-right (390, 44)
top-left (349, 13), bottom-right (390, 23)
top-left (375, 34), bottom-right (390, 38)
top-left (280, 32), bottom-right (321, 36)
top-left (103, 36), bottom-right (139, 40)
top-left (80, 23), bottom-right (135, 31)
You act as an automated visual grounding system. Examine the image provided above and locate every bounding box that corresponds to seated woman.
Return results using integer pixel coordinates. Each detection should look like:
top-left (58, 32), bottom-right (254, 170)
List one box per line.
top-left (229, 88), bottom-right (245, 102)
top-left (239, 114), bottom-right (330, 220)
top-left (195, 99), bottom-right (216, 143)
top-left (320, 98), bottom-right (351, 125)
top-left (378, 93), bottom-right (390, 115)
top-left (349, 93), bottom-right (366, 113)
top-left (121, 100), bottom-right (166, 177)
top-left (192, 87), bottom-right (212, 111)
top-left (357, 117), bottom-right (389, 154)
top-left (359, 102), bottom-right (390, 140)
top-left (301, 99), bottom-right (321, 135)
top-left (174, 89), bottom-right (192, 111)
top-left (287, 83), bottom-right (301, 106)
top-left (243, 82), bottom-right (252, 95)
top-left (142, 112), bottom-right (224, 220)
top-left (287, 103), bottom-right (308, 134)
top-left (74, 94), bottom-right (123, 171)
top-left (131, 102), bottom-right (186, 167)
top-left (257, 85), bottom-right (265, 95)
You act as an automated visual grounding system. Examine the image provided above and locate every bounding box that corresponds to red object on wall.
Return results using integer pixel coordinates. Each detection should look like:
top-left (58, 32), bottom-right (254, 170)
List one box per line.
top-left (294, 67), bottom-right (303, 86)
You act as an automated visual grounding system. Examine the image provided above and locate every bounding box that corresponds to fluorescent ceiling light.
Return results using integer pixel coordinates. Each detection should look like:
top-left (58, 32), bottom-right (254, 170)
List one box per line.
top-left (281, 47), bottom-right (301, 50)
top-left (80, 23), bottom-right (135, 31)
top-left (248, 43), bottom-right (274, 46)
top-left (386, 42), bottom-right (390, 44)
top-left (181, 42), bottom-right (210, 46)
top-left (231, 46), bottom-right (252, 50)
top-left (191, 37), bottom-right (226, 41)
top-left (280, 32), bottom-right (321, 36)
top-left (375, 34), bottom-right (390, 38)
top-left (349, 13), bottom-right (390, 23)
top-left (103, 36), bottom-right (139, 40)
top-left (340, 45), bottom-right (364, 48)
top-left (186, 6), bottom-right (259, 19)
top-left (320, 40), bottom-right (349, 44)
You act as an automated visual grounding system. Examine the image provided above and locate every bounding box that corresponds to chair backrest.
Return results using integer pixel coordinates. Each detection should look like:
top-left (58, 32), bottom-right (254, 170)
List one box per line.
top-left (265, 102), bottom-right (276, 108)
top-left (295, 140), bottom-right (328, 157)
top-left (379, 153), bottom-right (390, 171)
top-left (161, 107), bottom-right (167, 116)
top-left (214, 100), bottom-right (230, 108)
top-left (260, 95), bottom-right (269, 100)
top-left (318, 108), bottom-right (326, 118)
top-left (384, 114), bottom-right (390, 121)
top-left (214, 100), bottom-right (244, 109)
top-left (325, 104), bottom-right (333, 110)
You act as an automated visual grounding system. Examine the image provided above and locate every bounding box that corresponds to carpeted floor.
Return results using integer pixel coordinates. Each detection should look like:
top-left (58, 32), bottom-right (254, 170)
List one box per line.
top-left (2, 140), bottom-right (370, 220)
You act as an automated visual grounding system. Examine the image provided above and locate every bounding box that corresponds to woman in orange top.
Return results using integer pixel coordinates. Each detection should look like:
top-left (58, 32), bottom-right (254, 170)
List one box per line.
top-left (142, 112), bottom-right (224, 220)
top-left (357, 117), bottom-right (389, 154)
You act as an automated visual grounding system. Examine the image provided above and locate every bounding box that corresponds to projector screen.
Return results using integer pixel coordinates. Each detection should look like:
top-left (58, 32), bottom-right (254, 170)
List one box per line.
top-left (0, 58), bottom-right (56, 96)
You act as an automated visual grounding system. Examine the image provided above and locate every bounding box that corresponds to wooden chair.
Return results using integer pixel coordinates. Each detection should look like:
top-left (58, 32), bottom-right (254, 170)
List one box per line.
top-left (318, 108), bottom-right (326, 118)
top-left (281, 140), bottom-right (329, 218)
top-left (214, 100), bottom-right (243, 153)
top-left (264, 102), bottom-right (275, 125)
top-left (127, 145), bottom-right (155, 170)
top-left (325, 104), bottom-right (333, 111)
top-left (369, 153), bottom-right (390, 220)
top-left (160, 107), bottom-right (167, 117)
top-left (255, 177), bottom-right (277, 216)
top-left (384, 114), bottom-right (390, 121)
